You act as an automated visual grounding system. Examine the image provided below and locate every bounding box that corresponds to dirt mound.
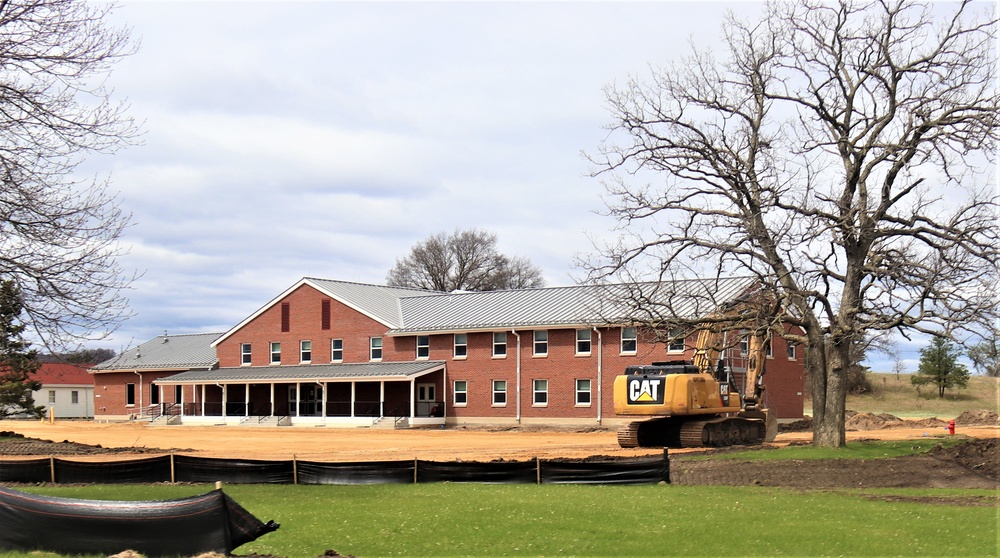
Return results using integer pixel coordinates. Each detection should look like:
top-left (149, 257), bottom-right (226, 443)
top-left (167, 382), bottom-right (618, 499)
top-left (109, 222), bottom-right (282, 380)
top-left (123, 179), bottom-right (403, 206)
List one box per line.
top-left (670, 438), bottom-right (999, 491)
top-left (0, 435), bottom-right (183, 456)
top-left (954, 409), bottom-right (1000, 426)
top-left (845, 412), bottom-right (907, 430)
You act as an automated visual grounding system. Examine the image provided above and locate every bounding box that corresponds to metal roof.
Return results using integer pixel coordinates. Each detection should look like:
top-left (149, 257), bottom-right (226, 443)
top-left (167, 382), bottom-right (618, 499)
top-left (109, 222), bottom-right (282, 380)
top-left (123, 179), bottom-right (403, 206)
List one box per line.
top-left (91, 332), bottom-right (221, 372)
top-left (389, 276), bottom-right (759, 334)
top-left (154, 361), bottom-right (446, 384)
top-left (305, 277), bottom-right (437, 328)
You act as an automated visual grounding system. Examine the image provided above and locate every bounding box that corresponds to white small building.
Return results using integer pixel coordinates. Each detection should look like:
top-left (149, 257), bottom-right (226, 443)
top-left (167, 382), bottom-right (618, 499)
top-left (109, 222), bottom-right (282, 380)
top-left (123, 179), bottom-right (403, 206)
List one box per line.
top-left (31, 362), bottom-right (95, 419)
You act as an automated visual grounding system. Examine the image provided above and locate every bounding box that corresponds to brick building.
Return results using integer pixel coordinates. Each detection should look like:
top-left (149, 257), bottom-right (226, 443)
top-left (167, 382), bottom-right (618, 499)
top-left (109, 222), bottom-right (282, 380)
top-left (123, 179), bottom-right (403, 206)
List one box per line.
top-left (90, 276), bottom-right (805, 425)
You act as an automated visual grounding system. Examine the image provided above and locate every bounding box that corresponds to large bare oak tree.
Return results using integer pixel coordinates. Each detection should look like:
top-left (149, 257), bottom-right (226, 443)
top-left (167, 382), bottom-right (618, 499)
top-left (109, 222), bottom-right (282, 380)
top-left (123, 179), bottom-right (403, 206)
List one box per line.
top-left (0, 0), bottom-right (138, 351)
top-left (387, 229), bottom-right (544, 292)
top-left (586, 0), bottom-right (998, 446)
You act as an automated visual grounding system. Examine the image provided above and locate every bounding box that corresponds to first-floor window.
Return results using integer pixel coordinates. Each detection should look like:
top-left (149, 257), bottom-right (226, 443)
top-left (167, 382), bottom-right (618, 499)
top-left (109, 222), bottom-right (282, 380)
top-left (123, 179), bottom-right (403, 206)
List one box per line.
top-left (576, 379), bottom-right (592, 405)
top-left (492, 380), bottom-right (507, 405)
top-left (416, 335), bottom-right (430, 359)
top-left (150, 385), bottom-right (160, 405)
top-left (71, 390), bottom-right (79, 404)
top-left (533, 379), bottom-right (548, 406)
top-left (331, 338), bottom-right (343, 362)
top-left (454, 380), bottom-right (468, 405)
top-left (241, 343), bottom-right (252, 365)
top-left (48, 390), bottom-right (56, 404)
top-left (621, 327), bottom-right (637, 354)
top-left (454, 333), bottom-right (467, 358)
top-left (270, 342), bottom-right (281, 364)
top-left (300, 340), bottom-right (312, 363)
top-left (126, 383), bottom-right (136, 406)
top-left (370, 337), bottom-right (383, 360)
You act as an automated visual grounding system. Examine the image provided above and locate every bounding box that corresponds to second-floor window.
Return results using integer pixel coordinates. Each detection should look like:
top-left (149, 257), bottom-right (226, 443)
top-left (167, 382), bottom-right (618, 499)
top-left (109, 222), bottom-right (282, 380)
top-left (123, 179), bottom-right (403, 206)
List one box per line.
top-left (300, 340), bottom-right (312, 363)
top-left (533, 330), bottom-right (548, 356)
top-left (241, 343), bottom-right (252, 365)
top-left (787, 342), bottom-right (796, 360)
top-left (270, 342), bottom-right (281, 364)
top-left (331, 339), bottom-right (343, 362)
top-left (668, 330), bottom-right (686, 353)
top-left (576, 329), bottom-right (592, 355)
top-left (493, 332), bottom-right (507, 357)
top-left (621, 327), bottom-right (637, 354)
top-left (370, 337), bottom-right (383, 361)
top-left (416, 336), bottom-right (430, 359)
top-left (454, 333), bottom-right (467, 358)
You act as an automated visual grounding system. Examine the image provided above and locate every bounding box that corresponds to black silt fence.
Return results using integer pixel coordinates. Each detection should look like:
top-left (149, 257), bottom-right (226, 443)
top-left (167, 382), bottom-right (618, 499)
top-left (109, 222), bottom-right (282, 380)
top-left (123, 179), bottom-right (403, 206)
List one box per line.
top-left (0, 453), bottom-right (670, 485)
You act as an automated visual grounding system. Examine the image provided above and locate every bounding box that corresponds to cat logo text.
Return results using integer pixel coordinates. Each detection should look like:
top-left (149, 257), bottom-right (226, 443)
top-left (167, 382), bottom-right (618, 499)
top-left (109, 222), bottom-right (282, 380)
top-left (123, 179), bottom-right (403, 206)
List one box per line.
top-left (628, 378), bottom-right (664, 405)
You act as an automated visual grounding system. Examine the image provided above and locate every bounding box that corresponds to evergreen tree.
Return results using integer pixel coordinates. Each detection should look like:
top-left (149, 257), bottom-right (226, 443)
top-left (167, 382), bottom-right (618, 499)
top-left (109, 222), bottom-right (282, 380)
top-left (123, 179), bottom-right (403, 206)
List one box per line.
top-left (0, 280), bottom-right (43, 418)
top-left (911, 337), bottom-right (970, 398)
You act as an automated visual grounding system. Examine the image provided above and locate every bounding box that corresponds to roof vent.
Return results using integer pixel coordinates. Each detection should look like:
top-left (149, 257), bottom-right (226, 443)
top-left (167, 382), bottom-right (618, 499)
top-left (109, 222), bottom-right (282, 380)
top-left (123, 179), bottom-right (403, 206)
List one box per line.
top-left (135, 348), bottom-right (141, 359)
top-left (162, 330), bottom-right (169, 343)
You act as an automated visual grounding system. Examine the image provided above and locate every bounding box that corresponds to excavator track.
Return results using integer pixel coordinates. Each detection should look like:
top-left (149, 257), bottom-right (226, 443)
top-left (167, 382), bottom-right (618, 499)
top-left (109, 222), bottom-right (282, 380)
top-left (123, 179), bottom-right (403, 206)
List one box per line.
top-left (617, 416), bottom-right (767, 449)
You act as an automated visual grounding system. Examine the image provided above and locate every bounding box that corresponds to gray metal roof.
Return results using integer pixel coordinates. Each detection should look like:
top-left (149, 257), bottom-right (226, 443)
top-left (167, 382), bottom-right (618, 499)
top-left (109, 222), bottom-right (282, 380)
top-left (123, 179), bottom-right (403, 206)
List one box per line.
top-left (305, 277), bottom-right (438, 328)
top-left (154, 361), bottom-right (446, 384)
top-left (91, 332), bottom-right (221, 372)
top-left (389, 276), bottom-right (759, 334)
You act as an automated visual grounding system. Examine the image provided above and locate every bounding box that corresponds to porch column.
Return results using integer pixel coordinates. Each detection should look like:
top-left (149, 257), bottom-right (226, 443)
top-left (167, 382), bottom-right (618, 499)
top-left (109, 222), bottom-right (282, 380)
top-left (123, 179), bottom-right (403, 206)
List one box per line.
top-left (295, 382), bottom-right (301, 417)
top-left (179, 385), bottom-right (185, 417)
top-left (379, 381), bottom-right (385, 417)
top-left (245, 384), bottom-right (250, 416)
top-left (350, 382), bottom-right (356, 418)
top-left (200, 384), bottom-right (206, 416)
top-left (269, 383), bottom-right (275, 417)
top-left (409, 378), bottom-right (416, 418)
top-left (320, 381), bottom-right (327, 419)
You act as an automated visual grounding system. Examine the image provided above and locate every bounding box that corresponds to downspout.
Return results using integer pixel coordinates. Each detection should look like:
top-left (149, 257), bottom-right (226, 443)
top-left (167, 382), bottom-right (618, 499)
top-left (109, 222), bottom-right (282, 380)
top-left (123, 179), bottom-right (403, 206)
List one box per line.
top-left (511, 330), bottom-right (521, 423)
top-left (593, 327), bottom-right (603, 424)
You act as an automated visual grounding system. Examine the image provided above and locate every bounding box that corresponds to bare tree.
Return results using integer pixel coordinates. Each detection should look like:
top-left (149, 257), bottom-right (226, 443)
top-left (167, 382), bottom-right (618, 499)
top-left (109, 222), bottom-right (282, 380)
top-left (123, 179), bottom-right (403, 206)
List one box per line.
top-left (387, 229), bottom-right (545, 292)
top-left (967, 327), bottom-right (1000, 378)
top-left (0, 0), bottom-right (139, 351)
top-left (586, 0), bottom-right (998, 446)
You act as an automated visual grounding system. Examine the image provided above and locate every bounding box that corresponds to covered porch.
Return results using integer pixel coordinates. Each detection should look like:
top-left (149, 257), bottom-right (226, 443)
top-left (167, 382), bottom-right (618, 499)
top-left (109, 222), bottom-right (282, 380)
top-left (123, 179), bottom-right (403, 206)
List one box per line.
top-left (153, 361), bottom-right (447, 428)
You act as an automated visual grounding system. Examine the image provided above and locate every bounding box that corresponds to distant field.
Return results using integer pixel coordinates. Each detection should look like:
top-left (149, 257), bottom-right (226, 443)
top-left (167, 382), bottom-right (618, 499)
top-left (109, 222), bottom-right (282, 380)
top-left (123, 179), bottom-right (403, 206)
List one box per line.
top-left (807, 372), bottom-right (999, 419)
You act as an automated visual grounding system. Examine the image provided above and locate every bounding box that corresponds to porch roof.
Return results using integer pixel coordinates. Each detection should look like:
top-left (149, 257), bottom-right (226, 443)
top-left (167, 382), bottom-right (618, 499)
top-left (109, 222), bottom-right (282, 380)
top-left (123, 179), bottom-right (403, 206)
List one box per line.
top-left (153, 361), bottom-right (446, 385)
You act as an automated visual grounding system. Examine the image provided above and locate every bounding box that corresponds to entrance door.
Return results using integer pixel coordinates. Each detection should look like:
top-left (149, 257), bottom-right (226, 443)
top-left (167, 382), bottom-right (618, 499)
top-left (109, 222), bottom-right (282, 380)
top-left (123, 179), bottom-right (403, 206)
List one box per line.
top-left (417, 383), bottom-right (439, 416)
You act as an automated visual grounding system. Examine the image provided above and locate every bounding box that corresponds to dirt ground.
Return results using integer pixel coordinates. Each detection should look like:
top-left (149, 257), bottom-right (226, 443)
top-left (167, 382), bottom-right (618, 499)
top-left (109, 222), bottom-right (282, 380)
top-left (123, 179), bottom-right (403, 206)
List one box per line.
top-left (1, 410), bottom-right (998, 491)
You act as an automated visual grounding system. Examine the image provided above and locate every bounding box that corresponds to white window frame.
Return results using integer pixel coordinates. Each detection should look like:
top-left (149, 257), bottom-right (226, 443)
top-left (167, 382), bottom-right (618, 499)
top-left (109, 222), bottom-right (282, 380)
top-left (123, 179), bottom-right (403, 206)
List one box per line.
top-left (787, 342), bottom-right (796, 360)
top-left (331, 338), bottom-right (343, 362)
top-left (71, 390), bottom-right (79, 405)
top-left (492, 380), bottom-right (507, 406)
top-left (533, 330), bottom-right (548, 357)
top-left (300, 340), bottom-right (312, 363)
top-left (270, 342), bottom-right (281, 364)
top-left (621, 327), bottom-right (637, 354)
top-left (493, 332), bottom-right (507, 358)
top-left (575, 379), bottom-right (592, 406)
top-left (765, 336), bottom-right (773, 359)
top-left (370, 337), bottom-right (383, 361)
top-left (241, 343), bottom-right (252, 365)
top-left (576, 329), bottom-right (592, 355)
top-left (48, 390), bottom-right (56, 404)
top-left (453, 333), bottom-right (467, 359)
top-left (453, 380), bottom-right (468, 406)
top-left (416, 335), bottom-right (430, 359)
top-left (739, 332), bottom-right (749, 355)
top-left (667, 329), bottom-right (686, 353)
top-left (532, 379), bottom-right (548, 406)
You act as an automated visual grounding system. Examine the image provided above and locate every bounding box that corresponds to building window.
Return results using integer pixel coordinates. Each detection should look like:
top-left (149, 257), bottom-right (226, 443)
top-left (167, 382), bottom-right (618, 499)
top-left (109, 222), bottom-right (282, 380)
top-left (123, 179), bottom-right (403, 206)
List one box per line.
top-left (576, 379), bottom-right (592, 406)
top-left (621, 327), bottom-right (637, 354)
top-left (126, 383), bottom-right (136, 406)
top-left (241, 343), bottom-right (252, 365)
top-left (787, 342), bottom-right (796, 360)
top-left (454, 380), bottom-right (468, 406)
top-left (300, 340), bottom-right (312, 363)
top-left (321, 299), bottom-right (331, 330)
top-left (668, 330), bottom-right (686, 353)
top-left (416, 335), bottom-right (430, 359)
top-left (739, 332), bottom-right (749, 355)
top-left (765, 336), bottom-right (773, 359)
top-left (281, 302), bottom-right (290, 333)
top-left (576, 329), bottom-right (592, 355)
top-left (71, 390), bottom-right (79, 405)
top-left (493, 332), bottom-right (507, 357)
top-left (533, 330), bottom-right (548, 356)
top-left (331, 339), bottom-right (343, 362)
top-left (533, 379), bottom-right (548, 406)
top-left (370, 337), bottom-right (383, 361)
top-left (150, 386), bottom-right (160, 405)
top-left (270, 342), bottom-right (281, 364)
top-left (454, 333), bottom-right (467, 358)
top-left (492, 380), bottom-right (507, 405)
top-left (48, 390), bottom-right (56, 404)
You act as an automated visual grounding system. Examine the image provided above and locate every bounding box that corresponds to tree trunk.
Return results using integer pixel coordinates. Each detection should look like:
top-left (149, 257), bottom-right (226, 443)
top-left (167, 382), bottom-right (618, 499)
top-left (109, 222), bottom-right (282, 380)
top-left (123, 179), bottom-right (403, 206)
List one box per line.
top-left (811, 339), bottom-right (849, 447)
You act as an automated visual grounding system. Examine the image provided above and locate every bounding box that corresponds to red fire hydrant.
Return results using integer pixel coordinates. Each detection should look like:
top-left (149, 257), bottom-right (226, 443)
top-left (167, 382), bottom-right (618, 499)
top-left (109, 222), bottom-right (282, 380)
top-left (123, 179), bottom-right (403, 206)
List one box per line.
top-left (948, 419), bottom-right (956, 436)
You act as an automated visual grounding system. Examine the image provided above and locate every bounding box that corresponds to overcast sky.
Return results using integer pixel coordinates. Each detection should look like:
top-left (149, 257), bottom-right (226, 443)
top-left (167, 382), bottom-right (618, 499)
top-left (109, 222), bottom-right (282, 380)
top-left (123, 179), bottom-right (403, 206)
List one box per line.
top-left (82, 1), bottom-right (939, 373)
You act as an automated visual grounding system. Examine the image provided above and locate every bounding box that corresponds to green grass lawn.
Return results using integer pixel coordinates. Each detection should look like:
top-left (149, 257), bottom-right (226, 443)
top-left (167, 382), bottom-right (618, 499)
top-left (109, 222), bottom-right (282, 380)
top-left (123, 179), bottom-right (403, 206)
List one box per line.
top-left (813, 372), bottom-right (1000, 419)
top-left (9, 481), bottom-right (998, 558)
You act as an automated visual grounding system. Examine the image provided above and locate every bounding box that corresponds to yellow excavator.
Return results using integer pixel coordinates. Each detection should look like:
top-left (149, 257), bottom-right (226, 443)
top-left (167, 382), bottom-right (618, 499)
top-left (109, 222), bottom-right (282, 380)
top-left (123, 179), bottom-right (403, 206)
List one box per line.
top-left (614, 325), bottom-right (778, 448)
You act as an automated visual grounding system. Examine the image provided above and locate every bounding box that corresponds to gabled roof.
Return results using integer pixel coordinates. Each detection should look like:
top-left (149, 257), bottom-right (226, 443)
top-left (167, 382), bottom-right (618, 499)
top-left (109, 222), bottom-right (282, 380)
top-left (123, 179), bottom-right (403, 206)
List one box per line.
top-left (31, 362), bottom-right (93, 386)
top-left (154, 361), bottom-right (445, 384)
top-left (90, 332), bottom-right (221, 372)
top-left (388, 276), bottom-right (759, 335)
top-left (211, 278), bottom-right (438, 347)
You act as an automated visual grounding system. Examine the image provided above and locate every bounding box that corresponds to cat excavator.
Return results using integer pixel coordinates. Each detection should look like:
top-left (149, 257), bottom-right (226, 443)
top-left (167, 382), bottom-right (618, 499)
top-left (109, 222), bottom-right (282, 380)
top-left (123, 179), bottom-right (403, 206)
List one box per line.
top-left (614, 324), bottom-right (779, 448)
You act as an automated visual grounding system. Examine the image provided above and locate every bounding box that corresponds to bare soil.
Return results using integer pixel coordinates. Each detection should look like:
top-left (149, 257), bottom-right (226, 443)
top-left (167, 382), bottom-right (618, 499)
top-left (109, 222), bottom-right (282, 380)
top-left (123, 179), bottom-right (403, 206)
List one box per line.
top-left (1, 410), bottom-right (998, 492)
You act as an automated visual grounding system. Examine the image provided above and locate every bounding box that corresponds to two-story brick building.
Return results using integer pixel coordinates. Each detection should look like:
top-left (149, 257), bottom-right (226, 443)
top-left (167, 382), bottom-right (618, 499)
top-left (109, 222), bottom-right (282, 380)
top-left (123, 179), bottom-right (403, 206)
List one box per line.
top-left (90, 276), bottom-right (805, 425)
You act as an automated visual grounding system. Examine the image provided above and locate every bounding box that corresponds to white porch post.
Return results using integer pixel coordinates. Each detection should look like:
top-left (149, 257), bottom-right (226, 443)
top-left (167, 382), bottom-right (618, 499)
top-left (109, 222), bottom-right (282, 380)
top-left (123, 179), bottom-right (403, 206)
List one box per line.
top-left (379, 381), bottom-right (385, 417)
top-left (350, 382), bottom-right (356, 418)
top-left (269, 383), bottom-right (275, 417)
top-left (410, 378), bottom-right (416, 418)
top-left (245, 384), bottom-right (250, 416)
top-left (320, 381), bottom-right (327, 420)
top-left (295, 382), bottom-right (301, 417)
top-left (200, 384), bottom-right (206, 416)
top-left (222, 384), bottom-right (228, 419)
